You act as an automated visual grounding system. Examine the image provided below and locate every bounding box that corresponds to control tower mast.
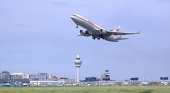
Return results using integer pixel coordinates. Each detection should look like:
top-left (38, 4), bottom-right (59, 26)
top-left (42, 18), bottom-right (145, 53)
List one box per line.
top-left (74, 55), bottom-right (82, 84)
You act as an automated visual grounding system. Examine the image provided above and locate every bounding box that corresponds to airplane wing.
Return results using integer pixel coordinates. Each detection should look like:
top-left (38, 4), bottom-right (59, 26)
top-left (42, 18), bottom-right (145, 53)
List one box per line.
top-left (78, 33), bottom-right (91, 36)
top-left (106, 31), bottom-right (140, 35)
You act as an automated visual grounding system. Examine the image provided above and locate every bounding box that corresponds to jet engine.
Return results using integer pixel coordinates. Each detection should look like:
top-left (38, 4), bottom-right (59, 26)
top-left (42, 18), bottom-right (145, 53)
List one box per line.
top-left (85, 31), bottom-right (90, 34)
top-left (80, 30), bottom-right (84, 34)
top-left (78, 30), bottom-right (91, 36)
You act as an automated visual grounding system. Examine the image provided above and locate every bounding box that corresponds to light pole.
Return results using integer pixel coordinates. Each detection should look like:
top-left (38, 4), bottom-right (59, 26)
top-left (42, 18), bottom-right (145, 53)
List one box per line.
top-left (0, 67), bottom-right (1, 79)
top-left (47, 68), bottom-right (49, 86)
top-left (47, 68), bottom-right (48, 79)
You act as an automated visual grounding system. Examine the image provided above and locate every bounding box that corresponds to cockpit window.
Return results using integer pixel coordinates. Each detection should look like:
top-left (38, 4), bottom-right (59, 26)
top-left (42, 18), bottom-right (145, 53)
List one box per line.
top-left (73, 14), bottom-right (76, 16)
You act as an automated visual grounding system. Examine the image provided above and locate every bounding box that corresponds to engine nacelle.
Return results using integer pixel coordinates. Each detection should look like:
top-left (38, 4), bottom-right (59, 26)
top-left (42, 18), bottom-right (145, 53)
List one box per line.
top-left (78, 30), bottom-right (91, 36)
top-left (85, 31), bottom-right (89, 34)
top-left (80, 30), bottom-right (85, 34)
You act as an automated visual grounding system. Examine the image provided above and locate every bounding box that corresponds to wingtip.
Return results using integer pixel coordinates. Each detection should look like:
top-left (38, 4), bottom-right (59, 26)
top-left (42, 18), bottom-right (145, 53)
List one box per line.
top-left (136, 31), bottom-right (140, 34)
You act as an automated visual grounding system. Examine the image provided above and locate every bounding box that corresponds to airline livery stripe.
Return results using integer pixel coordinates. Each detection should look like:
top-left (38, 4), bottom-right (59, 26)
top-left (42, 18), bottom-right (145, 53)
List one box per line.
top-left (73, 15), bottom-right (102, 30)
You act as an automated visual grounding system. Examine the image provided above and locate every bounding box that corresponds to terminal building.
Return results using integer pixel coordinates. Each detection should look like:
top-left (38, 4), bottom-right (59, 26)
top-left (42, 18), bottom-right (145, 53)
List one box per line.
top-left (29, 73), bottom-right (48, 81)
top-left (0, 71), bottom-right (60, 86)
top-left (29, 73), bottom-right (58, 81)
top-left (85, 77), bottom-right (98, 82)
top-left (81, 70), bottom-right (111, 82)
top-left (0, 71), bottom-right (30, 86)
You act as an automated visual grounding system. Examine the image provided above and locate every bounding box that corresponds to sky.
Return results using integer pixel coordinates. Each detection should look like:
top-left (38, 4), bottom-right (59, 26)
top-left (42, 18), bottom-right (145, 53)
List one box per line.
top-left (0, 0), bottom-right (170, 81)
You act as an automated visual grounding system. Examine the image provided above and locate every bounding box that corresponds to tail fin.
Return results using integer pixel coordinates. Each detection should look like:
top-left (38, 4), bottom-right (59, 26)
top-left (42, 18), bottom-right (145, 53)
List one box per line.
top-left (115, 26), bottom-right (120, 32)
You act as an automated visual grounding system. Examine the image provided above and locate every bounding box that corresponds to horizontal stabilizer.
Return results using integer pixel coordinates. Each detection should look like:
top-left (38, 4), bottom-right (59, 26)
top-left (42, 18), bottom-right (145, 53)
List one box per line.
top-left (117, 38), bottom-right (129, 40)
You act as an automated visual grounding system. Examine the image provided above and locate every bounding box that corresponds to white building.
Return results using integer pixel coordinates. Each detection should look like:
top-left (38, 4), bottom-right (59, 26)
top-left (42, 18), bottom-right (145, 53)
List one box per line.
top-left (13, 73), bottom-right (24, 79)
top-left (48, 74), bottom-right (53, 80)
top-left (24, 74), bottom-right (30, 79)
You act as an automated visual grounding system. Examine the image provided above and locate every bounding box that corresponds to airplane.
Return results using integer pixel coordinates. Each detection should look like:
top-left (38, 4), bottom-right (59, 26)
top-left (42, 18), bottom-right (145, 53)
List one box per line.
top-left (70, 14), bottom-right (140, 42)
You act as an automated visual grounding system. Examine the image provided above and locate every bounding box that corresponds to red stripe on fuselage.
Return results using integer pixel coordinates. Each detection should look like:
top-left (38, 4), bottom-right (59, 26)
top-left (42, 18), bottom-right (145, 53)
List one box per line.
top-left (73, 15), bottom-right (102, 30)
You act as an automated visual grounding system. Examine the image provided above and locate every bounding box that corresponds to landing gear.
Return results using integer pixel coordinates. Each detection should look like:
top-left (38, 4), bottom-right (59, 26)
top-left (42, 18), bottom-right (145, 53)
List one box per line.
top-left (92, 35), bottom-right (102, 40)
top-left (76, 25), bottom-right (78, 28)
top-left (92, 36), bottom-right (100, 40)
top-left (92, 35), bottom-right (95, 40)
top-left (100, 29), bottom-right (103, 32)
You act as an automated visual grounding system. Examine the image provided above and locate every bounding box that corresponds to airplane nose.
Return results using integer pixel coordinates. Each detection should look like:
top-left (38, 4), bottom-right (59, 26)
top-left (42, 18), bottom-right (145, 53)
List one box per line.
top-left (70, 16), bottom-right (75, 21)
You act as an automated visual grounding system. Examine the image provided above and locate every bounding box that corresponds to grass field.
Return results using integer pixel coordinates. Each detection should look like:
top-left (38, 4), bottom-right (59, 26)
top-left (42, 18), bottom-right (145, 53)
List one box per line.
top-left (0, 86), bottom-right (170, 93)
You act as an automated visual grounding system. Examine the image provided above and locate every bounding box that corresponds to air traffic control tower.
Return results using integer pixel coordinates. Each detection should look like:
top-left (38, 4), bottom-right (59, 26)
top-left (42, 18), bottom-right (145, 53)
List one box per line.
top-left (74, 55), bottom-right (82, 84)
